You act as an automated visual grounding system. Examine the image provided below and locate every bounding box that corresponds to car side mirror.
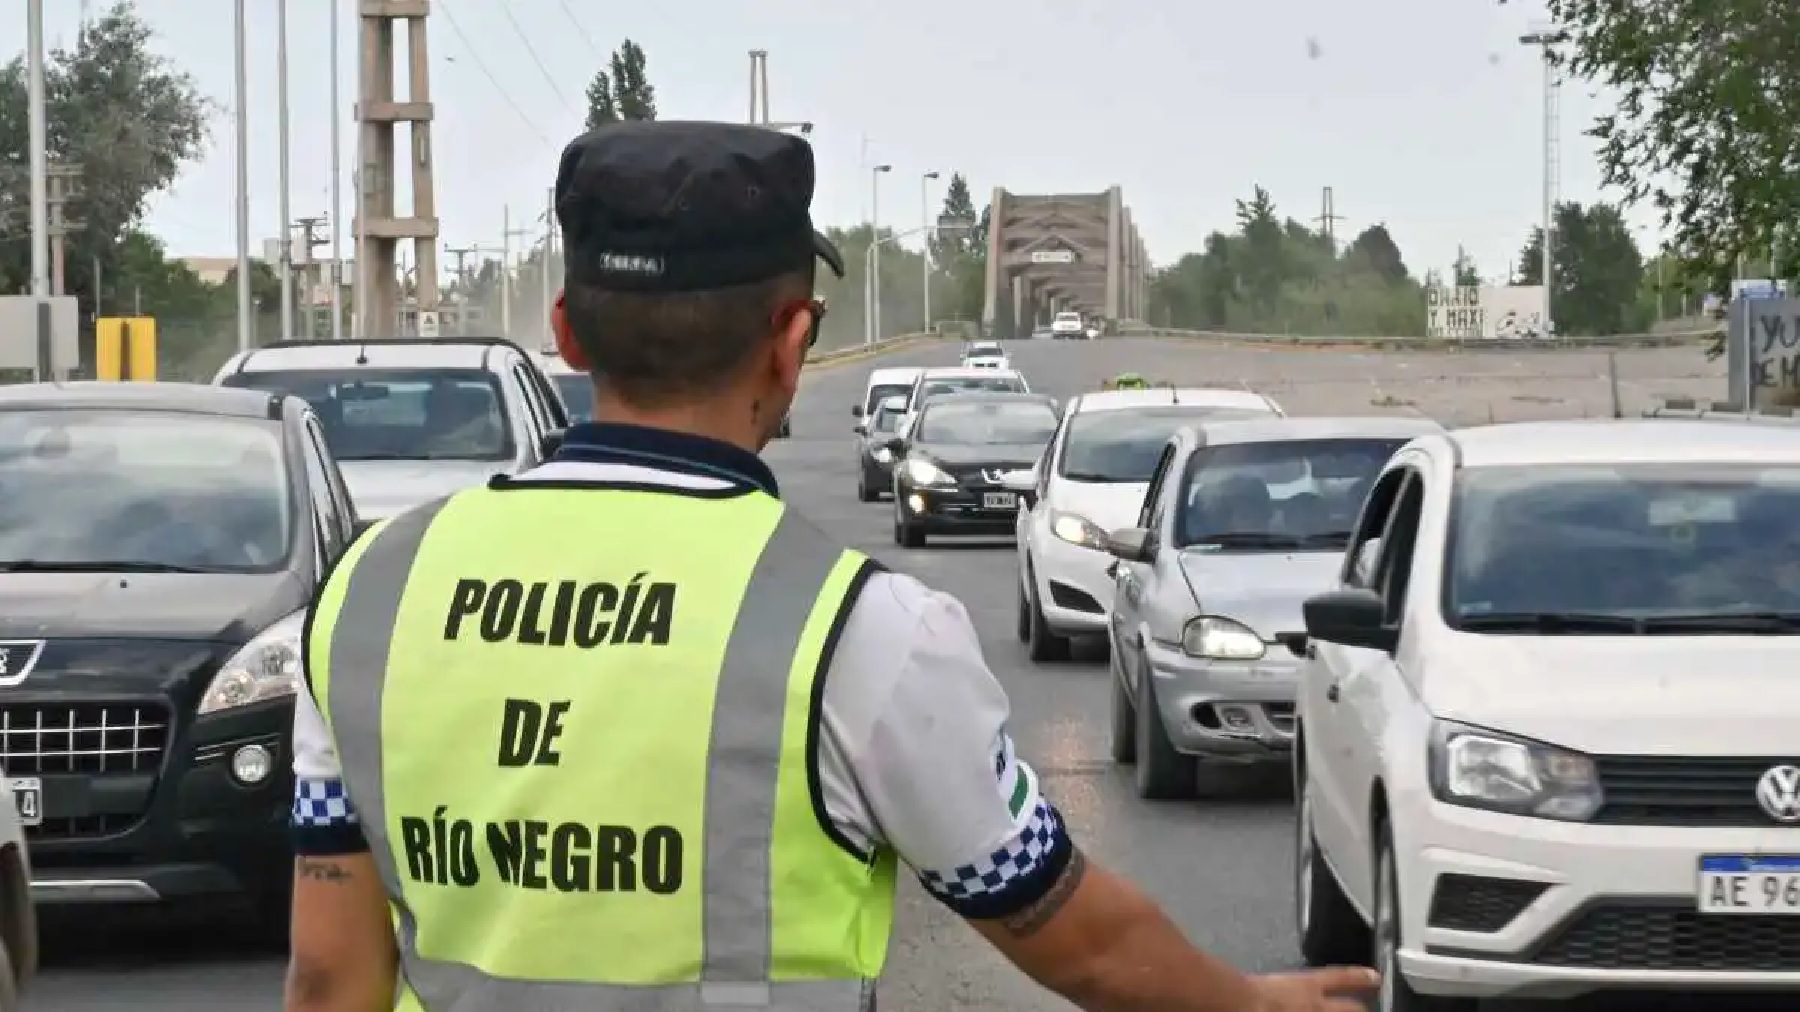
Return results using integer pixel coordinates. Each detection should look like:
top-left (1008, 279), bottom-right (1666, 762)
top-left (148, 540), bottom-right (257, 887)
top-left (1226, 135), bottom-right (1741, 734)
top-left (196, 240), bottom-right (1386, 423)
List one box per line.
top-left (1105, 527), bottom-right (1154, 563)
top-left (1303, 587), bottom-right (1396, 653)
top-left (851, 404), bottom-right (864, 417)
top-left (1001, 467), bottom-right (1037, 492)
top-left (853, 422), bottom-right (867, 436)
top-left (882, 437), bottom-right (907, 455)
top-left (538, 427), bottom-right (567, 459)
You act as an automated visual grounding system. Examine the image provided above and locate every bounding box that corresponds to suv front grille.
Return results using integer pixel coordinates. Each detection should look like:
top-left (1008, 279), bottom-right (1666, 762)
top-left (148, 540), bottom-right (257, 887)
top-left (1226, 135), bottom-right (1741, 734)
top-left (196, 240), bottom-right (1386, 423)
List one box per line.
top-left (1535, 902), bottom-right (1800, 971)
top-left (0, 702), bottom-right (170, 776)
top-left (1593, 755), bottom-right (1800, 827)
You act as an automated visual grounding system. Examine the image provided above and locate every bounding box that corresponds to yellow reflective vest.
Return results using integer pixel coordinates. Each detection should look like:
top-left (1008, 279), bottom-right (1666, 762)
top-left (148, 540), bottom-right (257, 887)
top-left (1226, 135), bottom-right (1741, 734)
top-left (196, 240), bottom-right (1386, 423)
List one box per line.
top-left (307, 483), bottom-right (899, 1011)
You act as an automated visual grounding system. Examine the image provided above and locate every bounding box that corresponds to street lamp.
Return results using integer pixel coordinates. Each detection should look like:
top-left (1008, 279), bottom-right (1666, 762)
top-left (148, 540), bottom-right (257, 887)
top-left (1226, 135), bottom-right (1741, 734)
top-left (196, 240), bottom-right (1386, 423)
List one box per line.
top-left (1520, 27), bottom-right (1568, 338)
top-left (867, 164), bottom-right (892, 344)
top-left (233, 0), bottom-right (253, 350)
top-left (921, 171), bottom-right (940, 333)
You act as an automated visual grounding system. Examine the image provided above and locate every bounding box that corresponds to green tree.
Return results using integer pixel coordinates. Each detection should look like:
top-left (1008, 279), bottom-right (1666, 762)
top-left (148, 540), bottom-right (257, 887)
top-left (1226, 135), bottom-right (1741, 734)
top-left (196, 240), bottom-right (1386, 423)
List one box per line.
top-left (927, 173), bottom-right (986, 322)
top-left (1346, 225), bottom-right (1408, 284)
top-left (1515, 201), bottom-right (1647, 335)
top-left (1452, 246), bottom-right (1481, 286)
top-left (585, 40), bottom-right (656, 128)
top-left (0, 3), bottom-right (211, 304)
top-left (1510, 0), bottom-right (1797, 287)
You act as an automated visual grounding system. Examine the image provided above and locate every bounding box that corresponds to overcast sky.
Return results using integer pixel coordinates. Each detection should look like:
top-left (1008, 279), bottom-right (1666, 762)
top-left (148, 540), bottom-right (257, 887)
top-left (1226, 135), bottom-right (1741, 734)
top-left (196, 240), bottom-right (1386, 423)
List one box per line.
top-left (6, 0), bottom-right (1661, 283)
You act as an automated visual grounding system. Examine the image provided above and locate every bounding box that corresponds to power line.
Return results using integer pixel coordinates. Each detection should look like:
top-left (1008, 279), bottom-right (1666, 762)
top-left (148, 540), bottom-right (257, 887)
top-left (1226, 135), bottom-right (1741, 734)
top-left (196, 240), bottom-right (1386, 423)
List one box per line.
top-left (436, 0), bottom-right (552, 148)
top-left (556, 0), bottom-right (605, 61)
top-left (496, 2), bottom-right (577, 117)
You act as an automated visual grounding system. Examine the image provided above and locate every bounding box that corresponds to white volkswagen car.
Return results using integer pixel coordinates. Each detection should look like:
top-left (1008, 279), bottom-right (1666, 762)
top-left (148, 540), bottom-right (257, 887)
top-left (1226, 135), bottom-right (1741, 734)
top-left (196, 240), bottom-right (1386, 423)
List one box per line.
top-left (1009, 385), bottom-right (1283, 661)
top-left (1295, 417), bottom-right (1800, 1009)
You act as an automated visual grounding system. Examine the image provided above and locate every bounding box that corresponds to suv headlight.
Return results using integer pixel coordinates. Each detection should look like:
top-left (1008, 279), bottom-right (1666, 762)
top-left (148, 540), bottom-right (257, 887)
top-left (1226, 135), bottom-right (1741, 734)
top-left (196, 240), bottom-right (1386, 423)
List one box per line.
top-left (1180, 616), bottom-right (1266, 660)
top-left (199, 609), bottom-right (306, 715)
top-left (1428, 721), bottom-right (1603, 821)
top-left (1050, 511), bottom-right (1108, 551)
top-left (901, 458), bottom-right (954, 486)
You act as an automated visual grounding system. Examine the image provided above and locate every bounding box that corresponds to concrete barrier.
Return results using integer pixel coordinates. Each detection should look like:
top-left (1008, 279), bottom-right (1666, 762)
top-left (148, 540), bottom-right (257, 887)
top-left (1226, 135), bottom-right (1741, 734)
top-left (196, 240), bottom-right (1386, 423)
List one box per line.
top-left (1129, 326), bottom-right (1721, 350)
top-left (804, 332), bottom-right (939, 368)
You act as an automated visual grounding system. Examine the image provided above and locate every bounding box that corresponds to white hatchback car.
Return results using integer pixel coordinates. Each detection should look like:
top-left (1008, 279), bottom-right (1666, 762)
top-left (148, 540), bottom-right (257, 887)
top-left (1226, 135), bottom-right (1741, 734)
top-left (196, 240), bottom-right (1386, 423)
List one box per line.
top-left (1010, 386), bottom-right (1283, 661)
top-left (960, 341), bottom-right (1011, 370)
top-left (1295, 418), bottom-right (1800, 1009)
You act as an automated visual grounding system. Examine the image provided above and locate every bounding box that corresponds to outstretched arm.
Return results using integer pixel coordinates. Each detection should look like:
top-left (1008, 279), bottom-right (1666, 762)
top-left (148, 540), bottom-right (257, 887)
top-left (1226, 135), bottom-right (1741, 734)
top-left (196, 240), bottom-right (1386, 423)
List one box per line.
top-left (285, 685), bottom-right (398, 1012)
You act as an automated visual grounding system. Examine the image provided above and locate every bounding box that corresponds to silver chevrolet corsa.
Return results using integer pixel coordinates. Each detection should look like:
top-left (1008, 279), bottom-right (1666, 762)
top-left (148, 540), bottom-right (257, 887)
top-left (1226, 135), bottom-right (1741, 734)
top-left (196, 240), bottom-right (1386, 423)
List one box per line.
top-left (1103, 415), bottom-right (1442, 800)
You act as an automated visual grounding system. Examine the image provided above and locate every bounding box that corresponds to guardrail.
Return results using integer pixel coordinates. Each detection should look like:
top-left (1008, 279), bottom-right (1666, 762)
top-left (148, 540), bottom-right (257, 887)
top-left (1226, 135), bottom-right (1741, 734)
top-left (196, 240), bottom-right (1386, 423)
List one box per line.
top-left (804, 331), bottom-right (938, 366)
top-left (1121, 326), bottom-right (1721, 349)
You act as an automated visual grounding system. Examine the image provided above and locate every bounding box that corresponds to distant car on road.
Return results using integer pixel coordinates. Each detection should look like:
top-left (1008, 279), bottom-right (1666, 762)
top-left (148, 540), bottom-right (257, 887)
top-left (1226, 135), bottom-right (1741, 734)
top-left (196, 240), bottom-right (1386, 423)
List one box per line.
top-left (1050, 311), bottom-right (1087, 339)
top-left (851, 366), bottom-right (923, 425)
top-left (854, 395), bottom-right (908, 501)
top-left (0, 381), bottom-right (361, 937)
top-left (898, 366), bottom-right (1032, 435)
top-left (1010, 386), bottom-right (1290, 663)
top-left (1103, 415), bottom-right (1437, 799)
top-left (1295, 417), bottom-right (1800, 1008)
top-left (888, 392), bottom-right (1059, 548)
top-left (960, 341), bottom-right (1011, 370)
top-left (214, 337), bottom-right (570, 525)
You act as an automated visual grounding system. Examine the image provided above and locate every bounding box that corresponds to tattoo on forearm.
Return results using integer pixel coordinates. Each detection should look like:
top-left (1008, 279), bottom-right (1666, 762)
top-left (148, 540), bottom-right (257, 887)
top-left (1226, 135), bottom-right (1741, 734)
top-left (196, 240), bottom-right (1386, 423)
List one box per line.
top-left (297, 858), bottom-right (354, 883)
top-left (998, 848), bottom-right (1087, 937)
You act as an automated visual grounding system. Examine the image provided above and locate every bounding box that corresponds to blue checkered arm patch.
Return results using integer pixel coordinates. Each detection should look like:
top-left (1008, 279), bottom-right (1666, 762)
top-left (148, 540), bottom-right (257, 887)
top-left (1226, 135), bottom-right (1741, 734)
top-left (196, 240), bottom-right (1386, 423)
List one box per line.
top-left (915, 799), bottom-right (1074, 920)
top-left (290, 776), bottom-right (370, 856)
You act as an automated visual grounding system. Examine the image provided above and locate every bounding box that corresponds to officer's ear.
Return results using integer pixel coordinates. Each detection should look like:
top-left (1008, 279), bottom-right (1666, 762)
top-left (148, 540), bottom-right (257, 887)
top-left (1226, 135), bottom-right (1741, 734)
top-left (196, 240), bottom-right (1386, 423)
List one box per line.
top-left (551, 289), bottom-right (591, 370)
top-left (768, 296), bottom-right (815, 383)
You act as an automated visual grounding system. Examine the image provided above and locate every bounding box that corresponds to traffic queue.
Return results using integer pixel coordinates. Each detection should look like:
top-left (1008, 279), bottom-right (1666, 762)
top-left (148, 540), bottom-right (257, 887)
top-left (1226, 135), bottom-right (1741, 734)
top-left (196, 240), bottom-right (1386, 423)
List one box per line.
top-left (852, 344), bottom-right (1800, 1010)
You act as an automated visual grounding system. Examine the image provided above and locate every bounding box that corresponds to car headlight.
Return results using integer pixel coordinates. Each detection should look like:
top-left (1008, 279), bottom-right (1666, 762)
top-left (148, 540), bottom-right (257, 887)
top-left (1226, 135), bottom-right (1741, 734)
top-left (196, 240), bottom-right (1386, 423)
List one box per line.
top-left (901, 458), bottom-right (954, 486)
top-left (1428, 721), bottom-right (1603, 821)
top-left (1050, 511), bottom-right (1108, 551)
top-left (199, 609), bottom-right (305, 715)
top-left (1180, 616), bottom-right (1266, 660)
top-left (871, 447), bottom-right (893, 463)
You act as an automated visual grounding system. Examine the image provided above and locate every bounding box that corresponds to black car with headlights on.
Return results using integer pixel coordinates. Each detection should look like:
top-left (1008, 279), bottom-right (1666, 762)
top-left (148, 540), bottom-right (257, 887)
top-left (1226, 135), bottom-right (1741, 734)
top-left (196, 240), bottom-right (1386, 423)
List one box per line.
top-left (0, 382), bottom-right (359, 932)
top-left (888, 392), bottom-right (1059, 547)
top-left (854, 395), bottom-right (909, 501)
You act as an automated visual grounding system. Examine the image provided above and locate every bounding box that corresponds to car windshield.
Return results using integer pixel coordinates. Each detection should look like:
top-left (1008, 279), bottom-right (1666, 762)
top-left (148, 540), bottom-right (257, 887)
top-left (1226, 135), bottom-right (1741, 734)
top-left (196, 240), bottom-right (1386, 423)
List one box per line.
top-left (1055, 313), bottom-right (1081, 323)
top-left (550, 374), bottom-right (593, 423)
top-left (920, 375), bottom-right (1025, 400)
top-left (1446, 465), bottom-right (1800, 628)
top-left (1061, 407), bottom-right (1267, 482)
top-left (865, 382), bottom-right (911, 415)
top-left (917, 401), bottom-right (1058, 445)
top-left (1175, 438), bottom-right (1406, 549)
top-left (222, 368), bottom-right (515, 462)
top-left (966, 343), bottom-right (1004, 357)
top-left (0, 409), bottom-right (292, 573)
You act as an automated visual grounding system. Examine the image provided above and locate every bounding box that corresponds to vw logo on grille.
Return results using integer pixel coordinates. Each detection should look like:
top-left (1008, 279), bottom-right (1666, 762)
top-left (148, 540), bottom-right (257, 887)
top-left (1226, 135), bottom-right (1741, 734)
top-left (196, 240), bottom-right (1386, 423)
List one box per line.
top-left (1756, 765), bottom-right (1800, 823)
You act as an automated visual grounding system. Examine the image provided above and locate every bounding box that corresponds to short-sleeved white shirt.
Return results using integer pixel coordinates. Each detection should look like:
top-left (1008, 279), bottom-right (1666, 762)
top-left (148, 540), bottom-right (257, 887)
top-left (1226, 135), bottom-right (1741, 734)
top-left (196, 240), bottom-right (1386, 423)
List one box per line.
top-left (291, 455), bottom-right (1072, 918)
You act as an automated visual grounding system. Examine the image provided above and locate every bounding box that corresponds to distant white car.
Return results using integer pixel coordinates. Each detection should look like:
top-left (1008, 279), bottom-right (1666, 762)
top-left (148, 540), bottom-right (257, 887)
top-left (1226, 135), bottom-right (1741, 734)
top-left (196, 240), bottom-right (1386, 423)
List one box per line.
top-left (1010, 386), bottom-right (1285, 661)
top-left (1050, 311), bottom-right (1086, 338)
top-left (1295, 417), bottom-right (1800, 1008)
top-left (960, 341), bottom-right (1011, 370)
top-left (0, 777), bottom-right (34, 1009)
top-left (899, 366), bottom-right (1031, 435)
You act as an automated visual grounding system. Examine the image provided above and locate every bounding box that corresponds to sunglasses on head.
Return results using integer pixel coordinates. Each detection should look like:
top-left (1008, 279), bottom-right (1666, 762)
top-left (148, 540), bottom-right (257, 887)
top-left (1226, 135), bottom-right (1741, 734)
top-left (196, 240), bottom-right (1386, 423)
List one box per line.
top-left (776, 298), bottom-right (828, 348)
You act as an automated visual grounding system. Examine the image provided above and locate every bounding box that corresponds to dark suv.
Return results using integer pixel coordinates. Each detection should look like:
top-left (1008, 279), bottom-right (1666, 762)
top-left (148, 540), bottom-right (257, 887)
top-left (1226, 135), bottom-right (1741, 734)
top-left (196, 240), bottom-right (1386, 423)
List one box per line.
top-left (0, 382), bottom-right (358, 932)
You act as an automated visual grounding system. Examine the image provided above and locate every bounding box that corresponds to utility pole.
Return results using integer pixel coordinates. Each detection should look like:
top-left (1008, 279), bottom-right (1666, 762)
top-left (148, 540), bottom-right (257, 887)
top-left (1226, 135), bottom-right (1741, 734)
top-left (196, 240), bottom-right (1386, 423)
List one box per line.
top-left (541, 187), bottom-right (556, 346)
top-left (501, 206), bottom-right (531, 341)
top-left (1521, 27), bottom-right (1567, 337)
top-left (1311, 186), bottom-right (1343, 250)
top-left (445, 245), bottom-right (476, 334)
top-left (328, 0), bottom-right (344, 339)
top-left (294, 216), bottom-right (329, 338)
top-left (921, 171), bottom-right (939, 332)
top-left (26, 0), bottom-right (49, 300)
top-left (747, 51), bottom-right (812, 135)
top-left (358, 0), bottom-right (440, 337)
top-left (46, 165), bottom-right (85, 297)
top-left (276, 0), bottom-right (294, 341)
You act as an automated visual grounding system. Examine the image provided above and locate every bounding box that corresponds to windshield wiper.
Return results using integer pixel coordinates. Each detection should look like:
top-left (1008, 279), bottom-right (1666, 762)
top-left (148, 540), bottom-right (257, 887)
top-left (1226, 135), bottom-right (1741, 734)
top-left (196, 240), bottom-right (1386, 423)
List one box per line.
top-left (1636, 612), bottom-right (1800, 634)
top-left (1454, 611), bottom-right (1647, 634)
top-left (1295, 530), bottom-right (1353, 547)
top-left (0, 560), bottom-right (212, 574)
top-left (1061, 471), bottom-right (1127, 482)
top-left (1184, 531), bottom-right (1307, 549)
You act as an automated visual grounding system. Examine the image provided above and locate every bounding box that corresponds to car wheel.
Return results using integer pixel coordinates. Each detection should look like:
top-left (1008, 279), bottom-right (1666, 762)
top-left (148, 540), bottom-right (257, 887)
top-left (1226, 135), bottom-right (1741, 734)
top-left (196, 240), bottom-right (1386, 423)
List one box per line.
top-left (1295, 761), bottom-right (1369, 966)
top-left (1374, 822), bottom-right (1476, 1012)
top-left (1015, 571), bottom-right (1033, 643)
top-left (0, 937), bottom-right (18, 1012)
top-left (894, 506), bottom-right (925, 548)
top-left (1133, 661), bottom-right (1196, 799)
top-left (1024, 572), bottom-right (1071, 662)
top-left (1108, 638), bottom-right (1136, 764)
top-left (857, 473), bottom-right (878, 502)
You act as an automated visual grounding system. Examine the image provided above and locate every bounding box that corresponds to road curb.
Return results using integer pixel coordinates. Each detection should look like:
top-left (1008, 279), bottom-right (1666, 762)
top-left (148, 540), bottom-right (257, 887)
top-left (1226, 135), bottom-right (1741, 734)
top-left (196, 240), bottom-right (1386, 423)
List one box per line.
top-left (804, 333), bottom-right (938, 370)
top-left (1134, 331), bottom-right (1719, 351)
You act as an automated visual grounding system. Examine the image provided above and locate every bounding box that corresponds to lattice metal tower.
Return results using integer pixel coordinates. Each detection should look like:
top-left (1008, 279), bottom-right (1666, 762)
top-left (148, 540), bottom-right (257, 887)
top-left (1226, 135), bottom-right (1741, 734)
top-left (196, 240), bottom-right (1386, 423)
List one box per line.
top-left (357, 0), bottom-right (439, 337)
top-left (1522, 26), bottom-right (1567, 332)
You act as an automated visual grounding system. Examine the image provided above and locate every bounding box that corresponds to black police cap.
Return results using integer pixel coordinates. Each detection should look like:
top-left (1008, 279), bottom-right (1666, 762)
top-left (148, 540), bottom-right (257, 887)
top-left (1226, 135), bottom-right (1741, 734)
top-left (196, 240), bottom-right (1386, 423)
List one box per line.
top-left (554, 120), bottom-right (846, 293)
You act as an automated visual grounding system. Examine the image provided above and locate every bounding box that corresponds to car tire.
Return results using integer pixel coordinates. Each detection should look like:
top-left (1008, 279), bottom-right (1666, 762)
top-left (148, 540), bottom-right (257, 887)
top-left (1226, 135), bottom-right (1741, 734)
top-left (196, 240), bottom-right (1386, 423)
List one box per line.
top-left (0, 937), bottom-right (19, 1012)
top-left (1295, 760), bottom-right (1369, 966)
top-left (893, 507), bottom-right (925, 548)
top-left (1015, 573), bottom-right (1032, 643)
top-left (857, 474), bottom-right (879, 502)
top-left (1133, 661), bottom-right (1196, 799)
top-left (1108, 639), bottom-right (1136, 764)
top-left (1375, 822), bottom-right (1476, 1012)
top-left (1024, 572), bottom-right (1071, 663)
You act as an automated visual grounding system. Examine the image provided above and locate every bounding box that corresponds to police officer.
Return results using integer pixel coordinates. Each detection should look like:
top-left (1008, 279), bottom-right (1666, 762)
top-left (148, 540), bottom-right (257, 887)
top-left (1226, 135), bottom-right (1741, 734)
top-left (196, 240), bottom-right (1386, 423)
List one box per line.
top-left (283, 121), bottom-right (1376, 1012)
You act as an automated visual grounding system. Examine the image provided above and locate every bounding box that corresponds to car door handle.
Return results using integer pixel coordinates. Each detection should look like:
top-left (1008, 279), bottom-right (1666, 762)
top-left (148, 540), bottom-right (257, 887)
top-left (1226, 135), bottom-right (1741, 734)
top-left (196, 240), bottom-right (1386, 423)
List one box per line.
top-left (1325, 681), bottom-right (1341, 703)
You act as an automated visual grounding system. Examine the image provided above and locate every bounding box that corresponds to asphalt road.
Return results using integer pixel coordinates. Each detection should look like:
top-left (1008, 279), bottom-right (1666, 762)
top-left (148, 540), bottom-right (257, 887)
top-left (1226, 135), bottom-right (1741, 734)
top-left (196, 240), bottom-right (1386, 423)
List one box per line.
top-left (31, 337), bottom-right (1731, 1011)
